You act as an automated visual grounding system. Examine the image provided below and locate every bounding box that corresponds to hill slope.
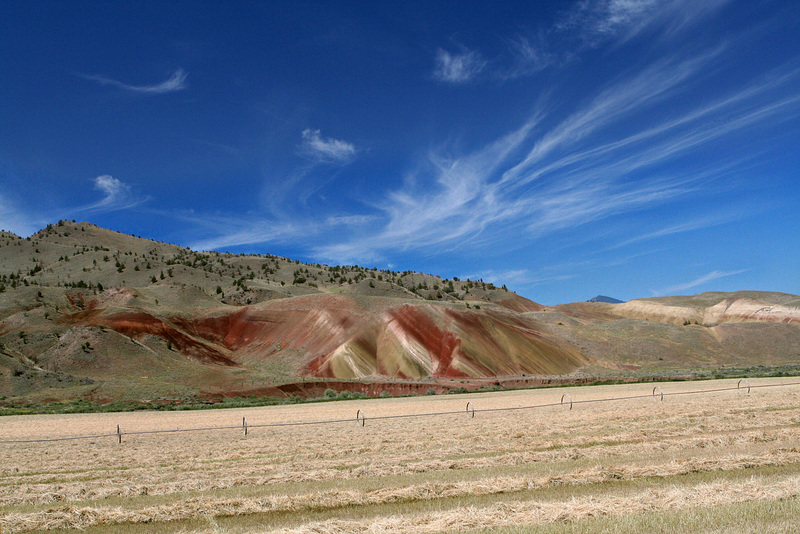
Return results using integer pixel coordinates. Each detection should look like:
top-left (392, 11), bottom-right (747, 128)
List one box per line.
top-left (1, 221), bottom-right (798, 406)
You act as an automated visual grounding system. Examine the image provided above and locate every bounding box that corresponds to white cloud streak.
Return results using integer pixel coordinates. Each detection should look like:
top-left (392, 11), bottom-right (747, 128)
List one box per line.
top-left (300, 129), bottom-right (357, 163)
top-left (189, 220), bottom-right (313, 252)
top-left (459, 269), bottom-right (537, 286)
top-left (325, 215), bottom-right (376, 226)
top-left (1, 175), bottom-right (145, 236)
top-left (557, 0), bottom-right (732, 47)
top-left (0, 192), bottom-right (43, 237)
top-left (71, 175), bottom-right (145, 214)
top-left (499, 36), bottom-right (554, 80)
top-left (313, 52), bottom-right (800, 265)
top-left (610, 214), bottom-right (736, 250)
top-left (85, 175), bottom-right (139, 210)
top-left (181, 2), bottom-right (794, 275)
top-left (483, 0), bottom-right (733, 83)
top-left (433, 48), bottom-right (487, 83)
top-left (94, 175), bottom-right (127, 202)
top-left (82, 69), bottom-right (188, 94)
top-left (658, 269), bottom-right (750, 295)
top-left (501, 49), bottom-right (723, 184)
top-left (144, 204), bottom-right (317, 253)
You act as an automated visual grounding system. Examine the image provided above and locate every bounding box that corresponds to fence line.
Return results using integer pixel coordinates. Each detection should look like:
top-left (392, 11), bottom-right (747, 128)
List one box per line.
top-left (2, 379), bottom-right (799, 444)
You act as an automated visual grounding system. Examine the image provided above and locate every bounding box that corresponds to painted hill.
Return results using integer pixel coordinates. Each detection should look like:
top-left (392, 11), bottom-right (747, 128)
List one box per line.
top-left (610, 292), bottom-right (800, 326)
top-left (1, 221), bottom-right (799, 407)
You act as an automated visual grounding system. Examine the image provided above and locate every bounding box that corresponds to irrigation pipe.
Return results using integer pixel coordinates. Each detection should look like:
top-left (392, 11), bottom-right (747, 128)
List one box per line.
top-left (1, 379), bottom-right (799, 445)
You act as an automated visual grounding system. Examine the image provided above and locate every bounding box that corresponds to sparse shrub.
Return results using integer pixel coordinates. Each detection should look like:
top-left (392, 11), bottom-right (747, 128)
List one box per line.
top-left (337, 390), bottom-right (366, 400)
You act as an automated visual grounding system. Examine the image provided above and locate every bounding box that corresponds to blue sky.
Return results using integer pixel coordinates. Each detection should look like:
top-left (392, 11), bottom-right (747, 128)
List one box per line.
top-left (1, 1), bottom-right (799, 305)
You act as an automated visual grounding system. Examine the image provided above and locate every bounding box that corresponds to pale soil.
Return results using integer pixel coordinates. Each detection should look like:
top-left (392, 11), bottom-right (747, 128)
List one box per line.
top-left (2, 378), bottom-right (800, 533)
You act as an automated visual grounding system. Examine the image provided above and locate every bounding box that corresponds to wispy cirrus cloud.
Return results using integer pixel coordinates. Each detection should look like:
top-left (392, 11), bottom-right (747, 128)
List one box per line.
top-left (325, 215), bottom-right (376, 227)
top-left (1, 175), bottom-right (145, 236)
top-left (195, 46), bottom-right (798, 265)
top-left (556, 0), bottom-right (732, 46)
top-left (94, 175), bottom-right (129, 204)
top-left (82, 68), bottom-right (187, 94)
top-left (313, 50), bottom-right (800, 265)
top-left (611, 216), bottom-right (732, 250)
top-left (181, 6), bottom-right (797, 277)
top-left (657, 269), bottom-right (750, 295)
top-left (81, 175), bottom-right (144, 212)
top-left (498, 35), bottom-right (555, 80)
top-left (558, 0), bottom-right (659, 39)
top-left (458, 268), bottom-right (574, 288)
top-left (186, 216), bottom-right (317, 252)
top-left (179, 131), bottom-right (360, 252)
top-left (433, 48), bottom-right (487, 83)
top-left (0, 192), bottom-right (44, 237)
top-left (609, 202), bottom-right (762, 250)
top-left (459, 0), bottom-right (733, 83)
top-left (300, 129), bottom-right (357, 163)
top-left (500, 49), bottom-right (723, 184)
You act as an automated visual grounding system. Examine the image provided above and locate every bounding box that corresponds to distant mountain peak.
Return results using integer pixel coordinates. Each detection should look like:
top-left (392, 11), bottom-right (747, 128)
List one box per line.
top-left (588, 295), bottom-right (624, 304)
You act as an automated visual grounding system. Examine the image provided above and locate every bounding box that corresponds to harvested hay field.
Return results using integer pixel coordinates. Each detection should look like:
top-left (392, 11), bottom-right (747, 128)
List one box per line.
top-left (2, 378), bottom-right (800, 533)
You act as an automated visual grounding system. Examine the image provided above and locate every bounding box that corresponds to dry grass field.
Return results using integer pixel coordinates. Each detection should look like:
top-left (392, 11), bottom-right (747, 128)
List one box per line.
top-left (2, 378), bottom-right (800, 533)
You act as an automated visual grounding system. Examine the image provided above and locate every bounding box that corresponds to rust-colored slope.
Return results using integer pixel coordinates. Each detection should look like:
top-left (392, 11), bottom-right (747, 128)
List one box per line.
top-left (446, 307), bottom-right (590, 375)
top-left (181, 294), bottom-right (362, 359)
top-left (74, 309), bottom-right (240, 367)
top-left (342, 304), bottom-right (482, 378)
top-left (111, 313), bottom-right (235, 366)
top-left (306, 302), bottom-right (591, 379)
top-left (51, 289), bottom-right (799, 386)
top-left (146, 292), bottom-right (583, 380)
top-left (492, 294), bottom-right (547, 313)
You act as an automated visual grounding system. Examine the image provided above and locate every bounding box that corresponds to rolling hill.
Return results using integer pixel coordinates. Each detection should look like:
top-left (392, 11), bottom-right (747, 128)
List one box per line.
top-left (1, 221), bottom-right (798, 408)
